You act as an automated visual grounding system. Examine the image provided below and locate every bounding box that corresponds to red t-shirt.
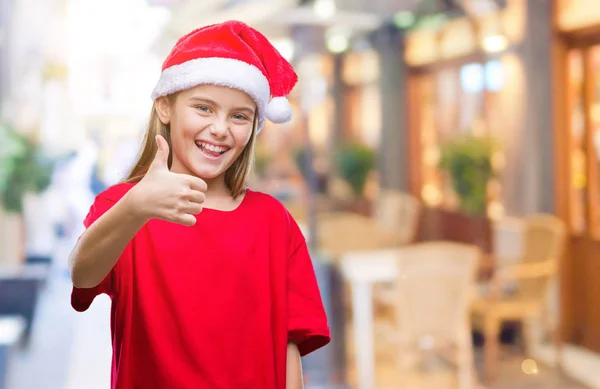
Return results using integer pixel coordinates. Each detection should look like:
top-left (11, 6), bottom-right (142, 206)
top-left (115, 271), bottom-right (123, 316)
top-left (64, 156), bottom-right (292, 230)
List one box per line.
top-left (71, 183), bottom-right (330, 389)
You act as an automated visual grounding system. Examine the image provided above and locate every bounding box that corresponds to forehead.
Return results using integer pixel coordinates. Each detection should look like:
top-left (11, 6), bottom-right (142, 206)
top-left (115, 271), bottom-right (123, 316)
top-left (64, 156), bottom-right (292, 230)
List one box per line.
top-left (179, 84), bottom-right (255, 106)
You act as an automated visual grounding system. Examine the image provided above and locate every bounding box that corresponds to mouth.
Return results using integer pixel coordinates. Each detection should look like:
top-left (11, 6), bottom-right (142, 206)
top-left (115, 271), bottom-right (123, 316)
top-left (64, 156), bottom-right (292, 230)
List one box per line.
top-left (195, 141), bottom-right (230, 158)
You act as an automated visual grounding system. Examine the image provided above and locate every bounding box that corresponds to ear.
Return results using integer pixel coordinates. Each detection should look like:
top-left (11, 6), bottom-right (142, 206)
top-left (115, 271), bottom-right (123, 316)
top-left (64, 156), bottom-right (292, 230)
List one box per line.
top-left (155, 96), bottom-right (172, 125)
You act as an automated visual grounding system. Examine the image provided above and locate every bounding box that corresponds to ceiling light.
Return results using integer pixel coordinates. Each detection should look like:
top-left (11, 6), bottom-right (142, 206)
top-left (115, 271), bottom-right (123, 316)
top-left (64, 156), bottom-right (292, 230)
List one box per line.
top-left (326, 34), bottom-right (349, 54)
top-left (482, 34), bottom-right (508, 53)
top-left (313, 0), bottom-right (336, 20)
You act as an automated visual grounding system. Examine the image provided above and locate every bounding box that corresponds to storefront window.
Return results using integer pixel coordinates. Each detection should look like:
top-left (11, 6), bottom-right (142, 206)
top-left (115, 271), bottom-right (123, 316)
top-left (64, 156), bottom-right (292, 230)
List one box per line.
top-left (416, 60), bottom-right (505, 215)
top-left (561, 45), bottom-right (600, 237)
top-left (590, 46), bottom-right (600, 237)
top-left (416, 74), bottom-right (443, 207)
top-left (485, 60), bottom-right (504, 92)
top-left (342, 50), bottom-right (381, 145)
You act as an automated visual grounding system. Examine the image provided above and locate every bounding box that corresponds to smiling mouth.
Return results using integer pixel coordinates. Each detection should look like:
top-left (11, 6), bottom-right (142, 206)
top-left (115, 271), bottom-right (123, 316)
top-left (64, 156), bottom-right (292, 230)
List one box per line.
top-left (195, 141), bottom-right (230, 156)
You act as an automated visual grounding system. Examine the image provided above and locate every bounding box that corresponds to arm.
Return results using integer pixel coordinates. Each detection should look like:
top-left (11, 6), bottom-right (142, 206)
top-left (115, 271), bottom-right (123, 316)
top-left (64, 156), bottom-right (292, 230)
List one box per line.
top-left (69, 192), bottom-right (147, 288)
top-left (286, 342), bottom-right (303, 389)
top-left (69, 135), bottom-right (206, 289)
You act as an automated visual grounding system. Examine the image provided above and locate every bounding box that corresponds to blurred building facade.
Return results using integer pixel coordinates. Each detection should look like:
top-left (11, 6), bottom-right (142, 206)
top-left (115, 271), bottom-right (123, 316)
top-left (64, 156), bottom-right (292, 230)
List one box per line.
top-left (554, 0), bottom-right (600, 361)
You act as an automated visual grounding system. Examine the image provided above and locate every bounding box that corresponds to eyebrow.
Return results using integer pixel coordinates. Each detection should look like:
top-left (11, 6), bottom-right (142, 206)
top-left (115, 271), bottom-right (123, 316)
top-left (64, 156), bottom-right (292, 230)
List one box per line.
top-left (189, 96), bottom-right (255, 116)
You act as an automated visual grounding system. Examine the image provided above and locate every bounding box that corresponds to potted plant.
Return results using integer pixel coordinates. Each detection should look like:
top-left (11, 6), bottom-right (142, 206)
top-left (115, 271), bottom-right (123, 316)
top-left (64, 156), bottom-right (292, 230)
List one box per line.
top-left (335, 143), bottom-right (375, 214)
top-left (439, 134), bottom-right (498, 216)
top-left (0, 123), bottom-right (55, 266)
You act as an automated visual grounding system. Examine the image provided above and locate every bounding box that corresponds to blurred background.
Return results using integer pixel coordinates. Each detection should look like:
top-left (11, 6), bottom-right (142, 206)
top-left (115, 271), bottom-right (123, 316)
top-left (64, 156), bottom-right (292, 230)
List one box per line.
top-left (0, 0), bottom-right (599, 388)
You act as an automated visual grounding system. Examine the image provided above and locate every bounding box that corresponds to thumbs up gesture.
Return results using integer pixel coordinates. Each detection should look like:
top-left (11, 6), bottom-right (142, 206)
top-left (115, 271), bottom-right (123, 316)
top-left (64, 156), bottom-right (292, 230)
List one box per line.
top-left (129, 135), bottom-right (207, 226)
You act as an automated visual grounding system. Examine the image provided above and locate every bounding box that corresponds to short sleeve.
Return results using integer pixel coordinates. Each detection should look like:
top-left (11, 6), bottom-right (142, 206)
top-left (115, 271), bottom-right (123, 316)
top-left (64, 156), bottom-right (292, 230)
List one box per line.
top-left (71, 196), bottom-right (122, 312)
top-left (287, 223), bottom-right (331, 356)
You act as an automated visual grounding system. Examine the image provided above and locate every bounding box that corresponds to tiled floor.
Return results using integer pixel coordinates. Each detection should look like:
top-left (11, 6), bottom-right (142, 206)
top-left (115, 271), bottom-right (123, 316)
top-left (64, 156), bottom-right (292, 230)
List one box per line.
top-left (3, 253), bottom-right (588, 389)
top-left (343, 343), bottom-right (585, 389)
top-left (487, 356), bottom-right (583, 389)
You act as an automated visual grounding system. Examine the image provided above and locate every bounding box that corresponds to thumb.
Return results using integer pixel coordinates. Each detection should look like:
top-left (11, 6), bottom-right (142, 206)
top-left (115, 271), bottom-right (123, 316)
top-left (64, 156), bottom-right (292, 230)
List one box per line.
top-left (150, 135), bottom-right (169, 170)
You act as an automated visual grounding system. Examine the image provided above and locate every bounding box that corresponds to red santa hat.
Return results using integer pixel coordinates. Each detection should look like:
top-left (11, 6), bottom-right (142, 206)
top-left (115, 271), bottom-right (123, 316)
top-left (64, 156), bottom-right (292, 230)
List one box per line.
top-left (151, 20), bottom-right (297, 132)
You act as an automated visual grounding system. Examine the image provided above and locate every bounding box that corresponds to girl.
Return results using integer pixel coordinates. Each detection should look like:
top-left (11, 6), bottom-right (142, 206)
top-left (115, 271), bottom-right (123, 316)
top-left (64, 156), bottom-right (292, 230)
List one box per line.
top-left (69, 21), bottom-right (330, 389)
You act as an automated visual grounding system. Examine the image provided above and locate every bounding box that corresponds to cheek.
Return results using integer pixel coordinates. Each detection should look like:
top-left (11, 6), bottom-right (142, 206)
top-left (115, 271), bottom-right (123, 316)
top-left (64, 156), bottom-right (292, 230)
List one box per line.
top-left (175, 115), bottom-right (203, 138)
top-left (233, 126), bottom-right (253, 147)
top-left (169, 122), bottom-right (197, 157)
top-left (172, 107), bottom-right (208, 131)
top-left (170, 118), bottom-right (206, 152)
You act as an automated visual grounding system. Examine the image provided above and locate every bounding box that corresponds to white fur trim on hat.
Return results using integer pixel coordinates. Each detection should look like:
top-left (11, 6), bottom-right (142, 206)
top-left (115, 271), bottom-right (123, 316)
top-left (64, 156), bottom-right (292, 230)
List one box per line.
top-left (151, 57), bottom-right (271, 131)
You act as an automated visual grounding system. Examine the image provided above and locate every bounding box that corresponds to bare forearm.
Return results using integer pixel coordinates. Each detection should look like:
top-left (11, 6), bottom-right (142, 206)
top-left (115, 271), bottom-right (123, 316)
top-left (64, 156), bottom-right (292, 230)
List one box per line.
top-left (69, 192), bottom-right (147, 288)
top-left (286, 342), bottom-right (303, 389)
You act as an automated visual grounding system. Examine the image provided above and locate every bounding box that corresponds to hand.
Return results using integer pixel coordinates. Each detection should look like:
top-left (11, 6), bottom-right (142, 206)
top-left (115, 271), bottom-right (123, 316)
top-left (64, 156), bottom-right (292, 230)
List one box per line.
top-left (129, 135), bottom-right (207, 226)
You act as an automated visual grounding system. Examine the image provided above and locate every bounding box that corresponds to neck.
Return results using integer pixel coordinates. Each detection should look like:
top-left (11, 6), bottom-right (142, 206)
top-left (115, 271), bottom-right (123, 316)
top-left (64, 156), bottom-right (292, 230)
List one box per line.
top-left (203, 174), bottom-right (246, 211)
top-left (203, 175), bottom-right (231, 198)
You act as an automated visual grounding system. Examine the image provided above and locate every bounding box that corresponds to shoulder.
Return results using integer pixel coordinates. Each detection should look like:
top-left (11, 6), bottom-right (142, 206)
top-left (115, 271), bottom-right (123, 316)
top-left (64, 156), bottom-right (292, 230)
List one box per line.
top-left (83, 182), bottom-right (137, 228)
top-left (95, 182), bottom-right (137, 204)
top-left (246, 189), bottom-right (300, 235)
top-left (246, 189), bottom-right (293, 221)
top-left (246, 189), bottom-right (285, 211)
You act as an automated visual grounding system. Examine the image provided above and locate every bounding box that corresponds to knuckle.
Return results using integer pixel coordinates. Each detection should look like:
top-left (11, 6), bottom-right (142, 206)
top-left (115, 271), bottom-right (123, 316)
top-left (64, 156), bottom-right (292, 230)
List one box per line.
top-left (179, 188), bottom-right (190, 199)
top-left (164, 210), bottom-right (176, 222)
top-left (177, 200), bottom-right (188, 212)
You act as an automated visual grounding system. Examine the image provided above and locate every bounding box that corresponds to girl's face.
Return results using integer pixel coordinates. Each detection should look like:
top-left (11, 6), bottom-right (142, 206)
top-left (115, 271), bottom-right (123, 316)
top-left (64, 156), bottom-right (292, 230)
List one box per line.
top-left (156, 84), bottom-right (256, 182)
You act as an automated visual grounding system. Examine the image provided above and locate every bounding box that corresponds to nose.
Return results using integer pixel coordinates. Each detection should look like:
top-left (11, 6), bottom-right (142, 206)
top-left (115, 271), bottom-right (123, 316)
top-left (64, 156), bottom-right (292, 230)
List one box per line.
top-left (209, 116), bottom-right (228, 138)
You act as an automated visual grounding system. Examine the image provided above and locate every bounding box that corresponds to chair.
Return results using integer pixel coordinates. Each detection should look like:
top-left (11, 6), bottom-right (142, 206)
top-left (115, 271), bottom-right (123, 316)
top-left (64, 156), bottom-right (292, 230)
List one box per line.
top-left (374, 190), bottom-right (421, 246)
top-left (471, 214), bottom-right (567, 381)
top-left (371, 191), bottom-right (421, 309)
top-left (313, 190), bottom-right (421, 255)
top-left (387, 242), bottom-right (480, 388)
top-left (317, 213), bottom-right (394, 257)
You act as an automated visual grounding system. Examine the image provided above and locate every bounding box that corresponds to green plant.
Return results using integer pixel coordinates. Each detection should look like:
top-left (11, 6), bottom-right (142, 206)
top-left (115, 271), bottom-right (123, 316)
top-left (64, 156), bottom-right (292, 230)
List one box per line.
top-left (0, 123), bottom-right (55, 213)
top-left (439, 134), bottom-right (498, 216)
top-left (336, 143), bottom-right (375, 197)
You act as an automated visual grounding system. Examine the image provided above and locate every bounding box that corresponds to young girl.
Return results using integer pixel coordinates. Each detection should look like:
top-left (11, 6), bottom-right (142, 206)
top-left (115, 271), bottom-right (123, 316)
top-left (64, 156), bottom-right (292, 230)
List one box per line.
top-left (69, 20), bottom-right (330, 389)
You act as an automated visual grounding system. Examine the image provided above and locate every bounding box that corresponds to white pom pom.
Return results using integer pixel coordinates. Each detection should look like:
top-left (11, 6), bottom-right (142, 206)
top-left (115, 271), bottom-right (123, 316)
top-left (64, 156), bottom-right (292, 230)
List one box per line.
top-left (266, 96), bottom-right (293, 123)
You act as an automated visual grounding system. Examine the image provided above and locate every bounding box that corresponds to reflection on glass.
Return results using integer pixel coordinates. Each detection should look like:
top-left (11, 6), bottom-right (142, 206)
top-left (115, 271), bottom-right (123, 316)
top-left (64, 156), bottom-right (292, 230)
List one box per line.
top-left (460, 63), bottom-right (484, 93)
top-left (418, 74), bottom-right (443, 207)
top-left (568, 49), bottom-right (587, 233)
top-left (588, 45), bottom-right (600, 237)
top-left (485, 60), bottom-right (504, 92)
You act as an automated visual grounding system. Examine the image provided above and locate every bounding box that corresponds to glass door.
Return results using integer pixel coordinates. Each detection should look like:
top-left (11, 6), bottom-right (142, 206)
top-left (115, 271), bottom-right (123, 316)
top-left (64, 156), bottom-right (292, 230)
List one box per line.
top-left (585, 45), bottom-right (600, 238)
top-left (566, 44), bottom-right (600, 238)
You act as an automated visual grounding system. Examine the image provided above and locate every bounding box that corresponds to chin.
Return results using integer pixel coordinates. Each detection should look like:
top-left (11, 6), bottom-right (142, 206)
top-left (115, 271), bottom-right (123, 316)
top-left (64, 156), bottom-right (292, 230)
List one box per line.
top-left (190, 166), bottom-right (226, 180)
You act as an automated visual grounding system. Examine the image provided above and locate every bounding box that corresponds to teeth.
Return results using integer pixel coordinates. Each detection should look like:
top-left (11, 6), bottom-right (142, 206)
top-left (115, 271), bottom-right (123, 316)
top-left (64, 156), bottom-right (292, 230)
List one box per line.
top-left (197, 142), bottom-right (227, 153)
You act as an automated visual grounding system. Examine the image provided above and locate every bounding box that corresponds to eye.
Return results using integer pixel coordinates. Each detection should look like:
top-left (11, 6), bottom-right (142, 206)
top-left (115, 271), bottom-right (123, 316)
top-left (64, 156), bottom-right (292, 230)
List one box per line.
top-left (232, 113), bottom-right (250, 122)
top-left (196, 105), bottom-right (212, 113)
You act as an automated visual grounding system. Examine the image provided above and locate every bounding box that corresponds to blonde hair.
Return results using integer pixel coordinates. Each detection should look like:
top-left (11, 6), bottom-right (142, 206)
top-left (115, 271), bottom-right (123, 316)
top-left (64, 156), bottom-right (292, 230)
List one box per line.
top-left (124, 95), bottom-right (258, 198)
